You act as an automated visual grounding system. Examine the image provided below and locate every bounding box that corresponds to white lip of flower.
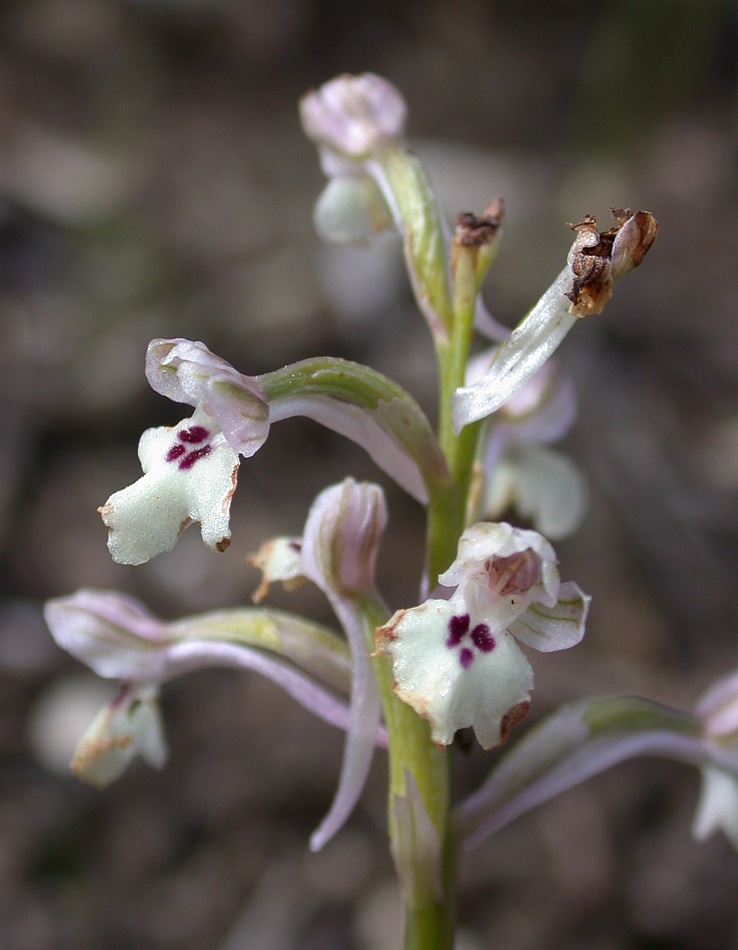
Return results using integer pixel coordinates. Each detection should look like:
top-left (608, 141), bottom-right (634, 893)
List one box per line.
top-left (483, 447), bottom-right (588, 541)
top-left (377, 522), bottom-right (589, 750)
top-left (100, 339), bottom-right (270, 565)
top-left (692, 767), bottom-right (738, 849)
top-left (99, 406), bottom-right (240, 565)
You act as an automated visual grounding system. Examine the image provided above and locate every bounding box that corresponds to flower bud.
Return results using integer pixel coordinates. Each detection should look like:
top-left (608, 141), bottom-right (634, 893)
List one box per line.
top-left (300, 73), bottom-right (406, 171)
top-left (301, 478), bottom-right (387, 598)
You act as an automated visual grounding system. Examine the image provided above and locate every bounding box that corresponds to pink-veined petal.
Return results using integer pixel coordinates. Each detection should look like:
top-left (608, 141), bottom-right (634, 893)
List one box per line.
top-left (146, 339), bottom-right (270, 457)
top-left (299, 73), bottom-right (407, 164)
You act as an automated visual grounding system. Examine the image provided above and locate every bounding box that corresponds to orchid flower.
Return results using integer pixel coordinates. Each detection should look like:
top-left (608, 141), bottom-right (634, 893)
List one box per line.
top-left (300, 74), bottom-right (510, 344)
top-left (299, 72), bottom-right (407, 175)
top-left (472, 361), bottom-right (588, 539)
top-left (300, 73), bottom-right (455, 339)
top-left (251, 478), bottom-right (388, 851)
top-left (100, 339), bottom-right (269, 564)
top-left (69, 682), bottom-right (167, 787)
top-left (376, 521), bottom-right (589, 749)
top-left (457, 676), bottom-right (738, 852)
top-left (100, 338), bottom-right (448, 565)
top-left (43, 588), bottom-right (382, 787)
top-left (693, 671), bottom-right (738, 848)
top-left (452, 209), bottom-right (659, 429)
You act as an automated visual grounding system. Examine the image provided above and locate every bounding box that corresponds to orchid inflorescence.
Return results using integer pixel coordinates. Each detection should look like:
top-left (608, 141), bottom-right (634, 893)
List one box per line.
top-left (44, 73), bottom-right (738, 947)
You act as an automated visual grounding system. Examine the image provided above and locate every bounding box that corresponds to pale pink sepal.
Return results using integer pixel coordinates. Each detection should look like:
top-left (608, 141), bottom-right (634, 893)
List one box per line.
top-left (146, 338), bottom-right (270, 458)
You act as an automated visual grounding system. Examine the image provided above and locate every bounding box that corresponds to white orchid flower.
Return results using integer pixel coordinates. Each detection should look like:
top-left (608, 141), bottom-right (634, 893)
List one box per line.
top-left (377, 522), bottom-right (589, 750)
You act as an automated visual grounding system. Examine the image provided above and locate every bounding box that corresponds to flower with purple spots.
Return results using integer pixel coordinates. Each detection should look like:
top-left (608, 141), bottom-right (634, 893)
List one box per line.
top-left (99, 406), bottom-right (241, 565)
top-left (101, 336), bottom-right (446, 565)
top-left (376, 521), bottom-right (590, 749)
top-left (99, 339), bottom-right (271, 565)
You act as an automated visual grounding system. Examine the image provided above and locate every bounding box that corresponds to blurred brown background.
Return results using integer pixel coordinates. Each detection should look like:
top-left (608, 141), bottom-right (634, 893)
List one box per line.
top-left (1, 1), bottom-right (738, 948)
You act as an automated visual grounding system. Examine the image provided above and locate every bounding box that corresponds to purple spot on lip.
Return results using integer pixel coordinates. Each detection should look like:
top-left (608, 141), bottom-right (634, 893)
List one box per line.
top-left (446, 613), bottom-right (470, 647)
top-left (166, 443), bottom-right (186, 463)
top-left (458, 647), bottom-right (474, 669)
top-left (179, 445), bottom-right (212, 470)
top-left (179, 425), bottom-right (209, 444)
top-left (471, 624), bottom-right (495, 653)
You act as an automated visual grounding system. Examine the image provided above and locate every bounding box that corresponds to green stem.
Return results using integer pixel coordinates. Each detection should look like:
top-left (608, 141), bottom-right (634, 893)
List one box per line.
top-left (427, 244), bottom-right (483, 584)
top-left (362, 595), bottom-right (456, 950)
top-left (376, 240), bottom-right (484, 949)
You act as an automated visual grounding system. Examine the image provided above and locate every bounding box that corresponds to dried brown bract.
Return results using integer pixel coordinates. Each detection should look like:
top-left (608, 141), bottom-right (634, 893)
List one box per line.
top-left (565, 208), bottom-right (658, 317)
top-left (454, 198), bottom-right (505, 247)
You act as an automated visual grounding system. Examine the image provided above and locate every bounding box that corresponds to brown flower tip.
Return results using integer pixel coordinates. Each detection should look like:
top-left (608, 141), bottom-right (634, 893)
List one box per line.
top-left (565, 208), bottom-right (658, 317)
top-left (454, 198), bottom-right (505, 247)
top-left (610, 208), bottom-right (659, 278)
top-left (499, 700), bottom-right (531, 744)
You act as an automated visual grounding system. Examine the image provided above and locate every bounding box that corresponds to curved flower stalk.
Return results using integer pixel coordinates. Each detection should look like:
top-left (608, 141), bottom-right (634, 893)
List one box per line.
top-left (251, 478), bottom-right (388, 851)
top-left (376, 522), bottom-right (589, 749)
top-left (100, 339), bottom-right (448, 565)
top-left (257, 355), bottom-right (449, 504)
top-left (43, 589), bottom-right (381, 785)
top-left (456, 692), bottom-right (738, 851)
top-left (452, 209), bottom-right (659, 430)
top-left (472, 361), bottom-right (588, 539)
